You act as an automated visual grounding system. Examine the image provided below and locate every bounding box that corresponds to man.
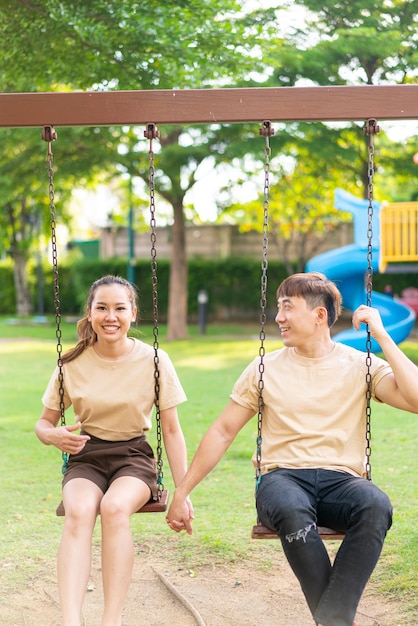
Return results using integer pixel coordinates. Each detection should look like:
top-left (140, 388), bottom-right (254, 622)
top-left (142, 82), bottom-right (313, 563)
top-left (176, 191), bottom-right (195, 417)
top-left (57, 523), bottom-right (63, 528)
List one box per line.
top-left (167, 272), bottom-right (418, 626)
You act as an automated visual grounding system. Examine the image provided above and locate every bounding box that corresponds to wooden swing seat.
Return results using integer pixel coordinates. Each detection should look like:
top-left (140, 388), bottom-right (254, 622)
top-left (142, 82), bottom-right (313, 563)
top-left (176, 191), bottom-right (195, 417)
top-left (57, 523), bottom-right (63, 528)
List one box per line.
top-left (252, 522), bottom-right (345, 541)
top-left (56, 489), bottom-right (169, 516)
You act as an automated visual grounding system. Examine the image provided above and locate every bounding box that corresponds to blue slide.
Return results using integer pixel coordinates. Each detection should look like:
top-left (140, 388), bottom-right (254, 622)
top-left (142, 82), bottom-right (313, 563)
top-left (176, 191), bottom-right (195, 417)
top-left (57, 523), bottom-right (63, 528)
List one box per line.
top-left (306, 189), bottom-right (416, 352)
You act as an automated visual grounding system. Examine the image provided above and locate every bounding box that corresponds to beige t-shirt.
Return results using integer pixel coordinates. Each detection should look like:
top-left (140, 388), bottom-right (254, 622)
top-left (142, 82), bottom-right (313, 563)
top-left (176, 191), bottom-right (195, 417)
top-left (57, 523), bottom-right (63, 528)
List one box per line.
top-left (230, 342), bottom-right (392, 478)
top-left (42, 338), bottom-right (187, 440)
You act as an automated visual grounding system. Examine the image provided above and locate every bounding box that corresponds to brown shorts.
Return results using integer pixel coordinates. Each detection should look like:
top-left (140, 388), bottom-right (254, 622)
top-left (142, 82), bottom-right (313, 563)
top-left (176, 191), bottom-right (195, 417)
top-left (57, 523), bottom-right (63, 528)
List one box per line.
top-left (62, 432), bottom-right (159, 501)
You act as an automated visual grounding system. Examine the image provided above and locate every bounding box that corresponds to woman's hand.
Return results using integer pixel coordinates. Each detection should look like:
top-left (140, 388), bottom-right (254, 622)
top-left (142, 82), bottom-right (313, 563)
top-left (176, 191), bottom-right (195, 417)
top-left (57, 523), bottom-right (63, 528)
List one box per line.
top-left (36, 409), bottom-right (90, 454)
top-left (53, 422), bottom-right (90, 454)
top-left (166, 491), bottom-right (194, 535)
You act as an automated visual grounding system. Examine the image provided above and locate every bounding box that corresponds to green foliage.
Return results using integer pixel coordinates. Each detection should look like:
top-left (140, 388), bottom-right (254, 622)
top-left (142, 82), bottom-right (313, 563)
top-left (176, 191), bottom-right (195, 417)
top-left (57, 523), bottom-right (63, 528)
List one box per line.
top-left (0, 261), bottom-right (15, 313)
top-left (186, 258), bottom-right (289, 318)
top-left (0, 126), bottom-right (116, 242)
top-left (0, 0), bottom-right (416, 329)
top-left (225, 158), bottom-right (354, 273)
top-left (275, 0), bottom-right (418, 86)
top-left (0, 123), bottom-right (121, 316)
top-left (3, 257), bottom-right (418, 319)
top-left (376, 134), bottom-right (418, 202)
top-left (0, 0), bottom-right (280, 324)
top-left (250, 0), bottom-right (418, 270)
top-left (0, 0), bottom-right (276, 92)
top-left (1, 257), bottom-right (290, 319)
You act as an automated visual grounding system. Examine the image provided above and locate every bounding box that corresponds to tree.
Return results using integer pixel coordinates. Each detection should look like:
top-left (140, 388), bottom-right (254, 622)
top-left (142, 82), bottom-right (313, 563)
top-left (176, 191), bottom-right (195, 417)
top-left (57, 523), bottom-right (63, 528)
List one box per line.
top-left (0, 1), bottom-right (416, 327)
top-left (114, 121), bottom-right (288, 337)
top-left (376, 133), bottom-right (418, 202)
top-left (222, 131), bottom-right (358, 274)
top-left (270, 0), bottom-right (417, 87)
top-left (265, 0), bottom-right (417, 196)
top-left (1, 0), bottom-right (272, 90)
top-left (226, 0), bottom-right (418, 272)
top-left (0, 125), bottom-right (117, 314)
top-left (0, 0), bottom-right (278, 333)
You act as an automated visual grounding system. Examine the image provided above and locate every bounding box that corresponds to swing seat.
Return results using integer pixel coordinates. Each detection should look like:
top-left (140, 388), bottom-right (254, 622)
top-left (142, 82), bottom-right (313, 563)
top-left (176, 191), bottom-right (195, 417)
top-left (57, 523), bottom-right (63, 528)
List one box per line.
top-left (56, 489), bottom-right (169, 516)
top-left (251, 522), bottom-right (345, 541)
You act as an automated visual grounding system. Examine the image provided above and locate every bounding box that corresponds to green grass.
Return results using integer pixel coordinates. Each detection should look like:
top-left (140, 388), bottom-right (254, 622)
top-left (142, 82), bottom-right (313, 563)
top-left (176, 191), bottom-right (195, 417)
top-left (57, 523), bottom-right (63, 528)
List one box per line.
top-left (0, 318), bottom-right (417, 620)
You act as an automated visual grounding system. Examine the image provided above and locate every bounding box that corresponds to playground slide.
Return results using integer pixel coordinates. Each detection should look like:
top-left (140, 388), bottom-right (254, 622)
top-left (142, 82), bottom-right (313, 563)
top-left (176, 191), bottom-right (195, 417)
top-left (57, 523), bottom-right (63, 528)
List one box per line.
top-left (306, 244), bottom-right (416, 352)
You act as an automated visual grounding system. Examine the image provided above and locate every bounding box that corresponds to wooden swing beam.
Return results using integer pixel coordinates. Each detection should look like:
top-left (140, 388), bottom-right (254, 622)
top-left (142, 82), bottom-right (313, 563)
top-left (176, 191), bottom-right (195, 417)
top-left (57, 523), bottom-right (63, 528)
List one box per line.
top-left (0, 84), bottom-right (417, 127)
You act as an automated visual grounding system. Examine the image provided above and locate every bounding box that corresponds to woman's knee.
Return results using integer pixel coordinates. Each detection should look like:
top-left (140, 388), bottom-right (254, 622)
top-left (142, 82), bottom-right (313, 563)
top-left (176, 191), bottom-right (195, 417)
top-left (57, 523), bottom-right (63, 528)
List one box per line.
top-left (100, 497), bottom-right (121, 517)
top-left (64, 500), bottom-right (98, 529)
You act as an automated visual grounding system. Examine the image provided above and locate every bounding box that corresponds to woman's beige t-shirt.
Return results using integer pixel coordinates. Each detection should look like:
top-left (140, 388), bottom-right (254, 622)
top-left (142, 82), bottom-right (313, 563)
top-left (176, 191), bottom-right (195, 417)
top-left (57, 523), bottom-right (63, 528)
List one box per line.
top-left (230, 342), bottom-right (392, 478)
top-left (42, 338), bottom-right (186, 441)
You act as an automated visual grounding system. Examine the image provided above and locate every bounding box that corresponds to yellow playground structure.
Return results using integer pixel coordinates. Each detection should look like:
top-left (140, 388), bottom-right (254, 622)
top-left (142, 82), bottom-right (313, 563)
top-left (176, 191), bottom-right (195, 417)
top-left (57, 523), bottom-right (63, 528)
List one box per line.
top-left (307, 190), bottom-right (418, 352)
top-left (379, 201), bottom-right (418, 273)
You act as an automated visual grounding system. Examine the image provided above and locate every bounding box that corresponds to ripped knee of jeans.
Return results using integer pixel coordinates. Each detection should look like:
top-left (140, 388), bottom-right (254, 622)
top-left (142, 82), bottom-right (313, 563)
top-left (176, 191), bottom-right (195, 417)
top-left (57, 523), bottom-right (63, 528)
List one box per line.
top-left (285, 522), bottom-right (317, 543)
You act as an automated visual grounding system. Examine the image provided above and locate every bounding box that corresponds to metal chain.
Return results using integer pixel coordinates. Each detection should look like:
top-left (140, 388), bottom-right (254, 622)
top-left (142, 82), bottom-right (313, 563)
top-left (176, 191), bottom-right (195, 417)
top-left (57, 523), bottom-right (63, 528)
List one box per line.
top-left (255, 121), bottom-right (274, 492)
top-left (363, 118), bottom-right (380, 481)
top-left (42, 125), bottom-right (68, 474)
top-left (144, 123), bottom-right (164, 498)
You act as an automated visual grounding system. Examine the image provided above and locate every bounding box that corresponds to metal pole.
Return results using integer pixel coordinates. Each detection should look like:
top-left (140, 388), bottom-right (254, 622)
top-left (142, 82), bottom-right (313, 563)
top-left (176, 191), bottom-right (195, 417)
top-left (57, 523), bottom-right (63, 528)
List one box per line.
top-left (127, 175), bottom-right (135, 284)
top-left (198, 290), bottom-right (208, 335)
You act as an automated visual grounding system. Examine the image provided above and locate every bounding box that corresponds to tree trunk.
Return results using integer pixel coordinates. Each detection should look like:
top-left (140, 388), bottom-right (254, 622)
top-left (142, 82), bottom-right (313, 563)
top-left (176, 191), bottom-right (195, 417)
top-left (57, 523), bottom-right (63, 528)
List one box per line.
top-left (13, 252), bottom-right (32, 316)
top-left (166, 199), bottom-right (189, 340)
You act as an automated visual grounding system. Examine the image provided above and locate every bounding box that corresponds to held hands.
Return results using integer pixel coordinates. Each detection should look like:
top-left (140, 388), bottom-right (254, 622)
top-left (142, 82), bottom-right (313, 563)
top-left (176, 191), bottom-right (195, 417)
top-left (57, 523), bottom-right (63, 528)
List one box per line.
top-left (352, 305), bottom-right (388, 341)
top-left (54, 421), bottom-right (90, 455)
top-left (166, 492), bottom-right (194, 535)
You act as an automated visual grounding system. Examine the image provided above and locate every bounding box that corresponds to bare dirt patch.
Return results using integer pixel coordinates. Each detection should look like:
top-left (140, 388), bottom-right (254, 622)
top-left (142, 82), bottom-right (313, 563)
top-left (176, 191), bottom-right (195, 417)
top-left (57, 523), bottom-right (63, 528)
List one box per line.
top-left (1, 546), bottom-right (408, 626)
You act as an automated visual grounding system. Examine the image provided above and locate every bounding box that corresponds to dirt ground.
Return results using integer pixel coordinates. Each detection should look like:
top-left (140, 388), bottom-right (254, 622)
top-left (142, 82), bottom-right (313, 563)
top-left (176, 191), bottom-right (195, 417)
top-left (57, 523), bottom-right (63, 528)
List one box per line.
top-left (1, 543), bottom-right (409, 626)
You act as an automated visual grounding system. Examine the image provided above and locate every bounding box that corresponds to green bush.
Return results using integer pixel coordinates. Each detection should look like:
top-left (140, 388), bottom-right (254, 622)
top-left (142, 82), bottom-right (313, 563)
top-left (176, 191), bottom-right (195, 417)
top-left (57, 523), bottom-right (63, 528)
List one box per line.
top-left (0, 262), bottom-right (15, 314)
top-left (24, 257), bottom-right (290, 320)
top-left (2, 257), bottom-right (418, 320)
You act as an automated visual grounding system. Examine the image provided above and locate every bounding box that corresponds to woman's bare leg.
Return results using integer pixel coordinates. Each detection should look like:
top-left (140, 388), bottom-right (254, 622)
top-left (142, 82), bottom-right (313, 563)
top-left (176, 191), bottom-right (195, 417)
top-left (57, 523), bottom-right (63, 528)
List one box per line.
top-left (57, 478), bottom-right (102, 626)
top-left (99, 477), bottom-right (151, 626)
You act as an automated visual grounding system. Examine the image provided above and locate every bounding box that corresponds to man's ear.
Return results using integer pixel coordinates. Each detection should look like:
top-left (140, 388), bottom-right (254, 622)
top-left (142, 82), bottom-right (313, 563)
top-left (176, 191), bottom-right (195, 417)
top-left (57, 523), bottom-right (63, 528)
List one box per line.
top-left (317, 306), bottom-right (328, 325)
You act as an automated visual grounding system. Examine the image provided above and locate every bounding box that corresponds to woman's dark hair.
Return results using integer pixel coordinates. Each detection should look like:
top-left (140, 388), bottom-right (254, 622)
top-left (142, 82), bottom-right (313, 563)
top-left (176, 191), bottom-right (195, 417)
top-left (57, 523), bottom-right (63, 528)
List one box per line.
top-left (61, 275), bottom-right (138, 364)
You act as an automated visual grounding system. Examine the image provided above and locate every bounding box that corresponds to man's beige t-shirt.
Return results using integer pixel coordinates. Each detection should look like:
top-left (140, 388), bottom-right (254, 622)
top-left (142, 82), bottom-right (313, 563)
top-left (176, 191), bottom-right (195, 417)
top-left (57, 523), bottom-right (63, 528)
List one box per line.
top-left (230, 342), bottom-right (392, 478)
top-left (42, 338), bottom-right (186, 441)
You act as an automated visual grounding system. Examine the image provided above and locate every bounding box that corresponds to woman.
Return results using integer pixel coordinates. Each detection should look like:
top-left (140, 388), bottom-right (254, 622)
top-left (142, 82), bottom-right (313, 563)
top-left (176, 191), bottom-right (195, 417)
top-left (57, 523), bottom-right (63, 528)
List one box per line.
top-left (36, 275), bottom-right (192, 626)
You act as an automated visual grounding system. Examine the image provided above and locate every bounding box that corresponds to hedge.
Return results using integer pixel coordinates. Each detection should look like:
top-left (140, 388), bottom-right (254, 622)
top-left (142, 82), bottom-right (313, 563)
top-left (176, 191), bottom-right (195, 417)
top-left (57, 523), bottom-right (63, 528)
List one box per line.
top-left (1, 258), bottom-right (417, 321)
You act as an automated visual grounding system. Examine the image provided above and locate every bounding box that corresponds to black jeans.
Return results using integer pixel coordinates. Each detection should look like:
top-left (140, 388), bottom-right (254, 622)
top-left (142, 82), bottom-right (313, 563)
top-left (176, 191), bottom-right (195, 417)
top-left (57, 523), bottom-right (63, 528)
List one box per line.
top-left (256, 468), bottom-right (392, 626)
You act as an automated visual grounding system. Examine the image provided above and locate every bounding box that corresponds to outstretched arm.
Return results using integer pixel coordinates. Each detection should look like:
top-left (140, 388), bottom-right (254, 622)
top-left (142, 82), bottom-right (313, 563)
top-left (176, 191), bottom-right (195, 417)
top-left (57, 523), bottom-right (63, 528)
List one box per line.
top-left (160, 406), bottom-right (189, 487)
top-left (166, 400), bottom-right (254, 534)
top-left (160, 406), bottom-right (195, 522)
top-left (353, 304), bottom-right (418, 411)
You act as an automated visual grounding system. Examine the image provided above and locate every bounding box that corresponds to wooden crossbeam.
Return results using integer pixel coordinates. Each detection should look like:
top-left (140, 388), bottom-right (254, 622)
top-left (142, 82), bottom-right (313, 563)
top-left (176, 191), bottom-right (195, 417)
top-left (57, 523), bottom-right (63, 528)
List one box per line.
top-left (0, 85), bottom-right (417, 128)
